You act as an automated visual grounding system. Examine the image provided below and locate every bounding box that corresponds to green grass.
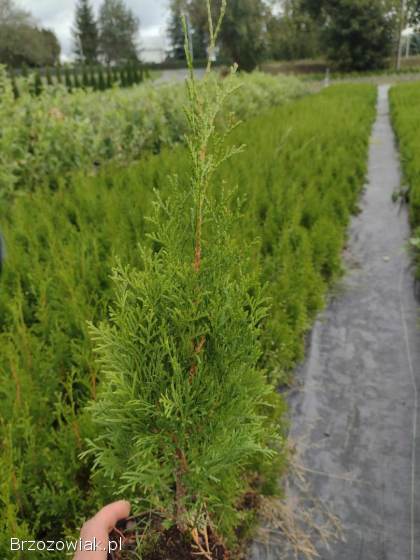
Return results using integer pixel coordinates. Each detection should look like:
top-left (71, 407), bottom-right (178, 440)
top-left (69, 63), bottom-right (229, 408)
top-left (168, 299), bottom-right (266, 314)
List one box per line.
top-left (0, 83), bottom-right (376, 556)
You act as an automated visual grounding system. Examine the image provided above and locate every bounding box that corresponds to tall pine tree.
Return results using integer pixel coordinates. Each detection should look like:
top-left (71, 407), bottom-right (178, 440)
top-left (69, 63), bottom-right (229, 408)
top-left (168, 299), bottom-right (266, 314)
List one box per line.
top-left (98, 0), bottom-right (139, 65)
top-left (219, 0), bottom-right (268, 71)
top-left (72, 0), bottom-right (99, 64)
top-left (168, 0), bottom-right (186, 60)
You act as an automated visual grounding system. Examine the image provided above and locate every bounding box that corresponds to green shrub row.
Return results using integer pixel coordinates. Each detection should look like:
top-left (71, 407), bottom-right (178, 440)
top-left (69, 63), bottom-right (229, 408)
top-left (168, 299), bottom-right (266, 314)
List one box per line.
top-left (390, 83), bottom-right (420, 279)
top-left (9, 64), bottom-right (148, 99)
top-left (0, 67), bottom-right (306, 199)
top-left (0, 84), bottom-right (376, 557)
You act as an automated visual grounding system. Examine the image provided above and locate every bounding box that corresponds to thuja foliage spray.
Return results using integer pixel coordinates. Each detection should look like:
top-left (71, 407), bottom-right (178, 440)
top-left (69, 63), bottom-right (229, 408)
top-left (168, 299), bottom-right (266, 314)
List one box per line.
top-left (83, 0), bottom-right (280, 549)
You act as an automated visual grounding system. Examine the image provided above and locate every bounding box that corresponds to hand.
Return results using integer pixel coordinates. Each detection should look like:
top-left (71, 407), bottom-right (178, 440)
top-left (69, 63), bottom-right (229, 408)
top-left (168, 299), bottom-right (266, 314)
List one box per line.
top-left (73, 501), bottom-right (131, 559)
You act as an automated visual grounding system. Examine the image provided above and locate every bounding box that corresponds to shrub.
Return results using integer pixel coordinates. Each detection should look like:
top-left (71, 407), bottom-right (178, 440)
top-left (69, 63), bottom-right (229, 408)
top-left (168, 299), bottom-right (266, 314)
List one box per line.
top-left (85, 3), bottom-right (280, 543)
top-left (390, 83), bottom-right (420, 278)
top-left (0, 67), bottom-right (305, 199)
top-left (322, 0), bottom-right (394, 71)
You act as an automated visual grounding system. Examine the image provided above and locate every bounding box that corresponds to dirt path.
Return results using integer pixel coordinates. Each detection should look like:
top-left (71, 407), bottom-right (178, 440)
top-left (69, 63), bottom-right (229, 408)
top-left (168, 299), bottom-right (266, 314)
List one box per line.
top-left (252, 85), bottom-right (420, 559)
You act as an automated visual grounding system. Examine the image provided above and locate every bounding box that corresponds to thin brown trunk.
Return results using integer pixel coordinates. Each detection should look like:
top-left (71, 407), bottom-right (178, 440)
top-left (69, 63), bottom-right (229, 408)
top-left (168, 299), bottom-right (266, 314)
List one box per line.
top-left (174, 446), bottom-right (189, 531)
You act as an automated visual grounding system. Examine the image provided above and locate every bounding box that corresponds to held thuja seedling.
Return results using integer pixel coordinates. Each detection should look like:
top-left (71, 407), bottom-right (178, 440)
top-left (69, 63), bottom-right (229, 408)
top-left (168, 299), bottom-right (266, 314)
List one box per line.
top-left (83, 0), bottom-right (280, 555)
top-left (0, 42), bottom-right (377, 554)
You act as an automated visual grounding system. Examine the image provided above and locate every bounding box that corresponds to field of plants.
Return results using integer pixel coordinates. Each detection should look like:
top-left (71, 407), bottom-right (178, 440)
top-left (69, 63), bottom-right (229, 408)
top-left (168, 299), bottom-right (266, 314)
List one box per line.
top-left (0, 66), bottom-right (377, 558)
top-left (390, 83), bottom-right (420, 278)
top-left (0, 67), bottom-right (304, 199)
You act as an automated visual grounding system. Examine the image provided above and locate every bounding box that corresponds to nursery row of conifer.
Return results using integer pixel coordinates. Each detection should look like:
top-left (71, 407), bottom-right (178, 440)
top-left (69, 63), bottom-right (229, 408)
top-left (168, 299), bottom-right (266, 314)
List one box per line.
top-left (8, 64), bottom-right (149, 98)
top-left (390, 83), bottom-right (420, 279)
top-left (0, 67), bottom-right (305, 199)
top-left (0, 83), bottom-right (377, 557)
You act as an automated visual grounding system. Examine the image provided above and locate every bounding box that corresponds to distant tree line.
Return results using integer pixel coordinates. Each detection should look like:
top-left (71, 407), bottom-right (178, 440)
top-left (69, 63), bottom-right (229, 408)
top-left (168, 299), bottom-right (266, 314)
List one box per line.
top-left (0, 0), bottom-right (141, 70)
top-left (73, 0), bottom-right (140, 66)
top-left (167, 0), bottom-right (420, 72)
top-left (167, 0), bottom-right (268, 72)
top-left (0, 0), bottom-right (60, 67)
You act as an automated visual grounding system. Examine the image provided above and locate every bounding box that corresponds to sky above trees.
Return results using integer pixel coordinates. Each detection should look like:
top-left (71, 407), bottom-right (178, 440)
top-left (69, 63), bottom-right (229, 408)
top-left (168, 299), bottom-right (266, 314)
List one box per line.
top-left (16, 0), bottom-right (169, 60)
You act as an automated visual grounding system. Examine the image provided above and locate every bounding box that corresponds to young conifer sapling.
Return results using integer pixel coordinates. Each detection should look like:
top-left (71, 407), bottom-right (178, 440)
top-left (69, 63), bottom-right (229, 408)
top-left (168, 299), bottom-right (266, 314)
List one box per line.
top-left (83, 0), bottom-right (279, 551)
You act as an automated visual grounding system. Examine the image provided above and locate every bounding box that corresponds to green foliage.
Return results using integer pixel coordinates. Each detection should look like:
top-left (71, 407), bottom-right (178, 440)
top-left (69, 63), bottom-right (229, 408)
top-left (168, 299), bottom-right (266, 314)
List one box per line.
top-left (73, 0), bottom-right (99, 64)
top-left (228, 84), bottom-right (376, 377)
top-left (64, 67), bottom-right (73, 92)
top-left (74, 69), bottom-right (81, 89)
top-left (273, 0), bottom-right (398, 70)
top-left (168, 0), bottom-right (186, 60)
top-left (267, 3), bottom-right (322, 62)
top-left (32, 70), bottom-right (43, 96)
top-left (0, 82), bottom-right (375, 554)
top-left (390, 83), bottom-right (420, 278)
top-left (40, 29), bottom-right (61, 66)
top-left (89, 67), bottom-right (97, 90)
top-left (98, 0), bottom-right (139, 65)
top-left (0, 70), bottom-right (305, 198)
top-left (172, 0), bottom-right (269, 70)
top-left (120, 66), bottom-right (128, 87)
top-left (97, 66), bottom-right (106, 90)
top-left (82, 66), bottom-right (90, 88)
top-left (106, 66), bottom-right (113, 88)
top-left (45, 66), bottom-right (53, 86)
top-left (182, 0), bottom-right (209, 59)
top-left (407, 0), bottom-right (420, 27)
top-left (9, 64), bottom-right (141, 100)
top-left (86, 4), bottom-right (278, 537)
top-left (10, 70), bottom-right (18, 98)
top-left (0, 1), bottom-right (60, 68)
top-left (0, 65), bottom-right (19, 194)
top-left (0, 24), bottom-right (61, 68)
top-left (1, 61), bottom-right (147, 101)
top-left (323, 0), bottom-right (394, 71)
top-left (134, 65), bottom-right (142, 84)
top-left (218, 0), bottom-right (268, 71)
top-left (55, 64), bottom-right (62, 84)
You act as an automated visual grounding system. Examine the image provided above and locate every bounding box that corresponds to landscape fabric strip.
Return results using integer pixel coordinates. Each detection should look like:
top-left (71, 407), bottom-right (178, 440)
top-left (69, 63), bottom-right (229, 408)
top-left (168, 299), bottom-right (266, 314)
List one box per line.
top-left (0, 83), bottom-right (376, 557)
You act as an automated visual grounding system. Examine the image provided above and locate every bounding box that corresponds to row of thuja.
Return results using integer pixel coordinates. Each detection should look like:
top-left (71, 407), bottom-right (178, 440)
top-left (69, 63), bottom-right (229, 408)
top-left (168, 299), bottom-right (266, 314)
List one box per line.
top-left (390, 83), bottom-right (420, 282)
top-left (8, 63), bottom-right (150, 98)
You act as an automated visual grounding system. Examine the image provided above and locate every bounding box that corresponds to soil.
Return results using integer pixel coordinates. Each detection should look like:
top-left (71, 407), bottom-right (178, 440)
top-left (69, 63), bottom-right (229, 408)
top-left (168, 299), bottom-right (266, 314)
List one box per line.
top-left (144, 526), bottom-right (227, 560)
top-left (108, 516), bottom-right (228, 560)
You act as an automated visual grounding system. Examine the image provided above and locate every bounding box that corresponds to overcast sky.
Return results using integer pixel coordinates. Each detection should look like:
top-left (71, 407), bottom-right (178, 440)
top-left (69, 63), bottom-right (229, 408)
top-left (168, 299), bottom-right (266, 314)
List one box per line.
top-left (17, 0), bottom-right (171, 61)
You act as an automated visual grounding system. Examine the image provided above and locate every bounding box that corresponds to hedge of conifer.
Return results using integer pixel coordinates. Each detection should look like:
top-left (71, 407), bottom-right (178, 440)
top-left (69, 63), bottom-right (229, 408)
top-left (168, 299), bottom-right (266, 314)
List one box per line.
top-left (390, 83), bottom-right (420, 279)
top-left (0, 83), bottom-right (376, 557)
top-left (9, 64), bottom-right (147, 99)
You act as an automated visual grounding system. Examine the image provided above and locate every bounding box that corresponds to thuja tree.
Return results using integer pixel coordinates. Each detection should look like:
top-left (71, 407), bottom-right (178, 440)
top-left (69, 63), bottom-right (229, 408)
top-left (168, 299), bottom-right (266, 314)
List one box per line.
top-left (84, 0), bottom-right (279, 543)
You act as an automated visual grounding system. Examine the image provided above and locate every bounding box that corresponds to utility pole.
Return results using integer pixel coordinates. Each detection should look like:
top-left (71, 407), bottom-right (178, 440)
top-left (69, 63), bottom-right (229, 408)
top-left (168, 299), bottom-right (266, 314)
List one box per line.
top-left (396, 0), bottom-right (407, 71)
